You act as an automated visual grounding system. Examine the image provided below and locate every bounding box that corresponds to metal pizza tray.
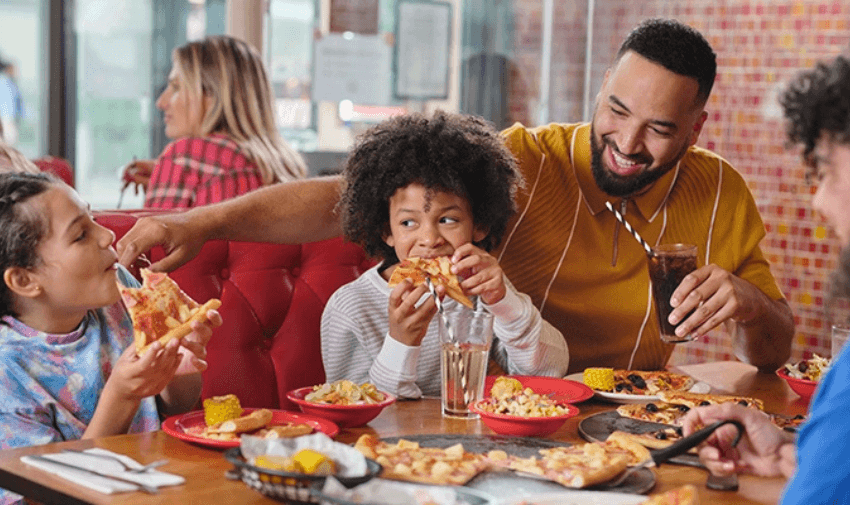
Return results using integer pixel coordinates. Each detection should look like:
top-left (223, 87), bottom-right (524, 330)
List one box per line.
top-left (380, 433), bottom-right (656, 496)
top-left (577, 411), bottom-right (703, 468)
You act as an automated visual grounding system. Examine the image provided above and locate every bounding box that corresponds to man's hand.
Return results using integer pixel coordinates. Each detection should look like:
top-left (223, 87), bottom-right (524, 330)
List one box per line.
top-left (667, 264), bottom-right (762, 338)
top-left (116, 212), bottom-right (207, 272)
top-left (665, 264), bottom-right (794, 370)
top-left (452, 243), bottom-right (506, 306)
top-left (681, 403), bottom-right (796, 479)
top-left (387, 279), bottom-right (438, 347)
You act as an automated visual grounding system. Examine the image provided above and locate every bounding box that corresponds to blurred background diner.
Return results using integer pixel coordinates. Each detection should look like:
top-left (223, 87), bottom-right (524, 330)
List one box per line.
top-left (1, 0), bottom-right (848, 370)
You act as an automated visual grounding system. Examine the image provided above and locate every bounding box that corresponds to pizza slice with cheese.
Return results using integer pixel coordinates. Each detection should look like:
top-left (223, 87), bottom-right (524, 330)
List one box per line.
top-left (387, 256), bottom-right (474, 308)
top-left (118, 268), bottom-right (221, 355)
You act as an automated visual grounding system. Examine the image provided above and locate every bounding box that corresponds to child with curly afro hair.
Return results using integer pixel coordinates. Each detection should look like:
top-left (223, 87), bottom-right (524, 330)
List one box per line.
top-left (320, 111), bottom-right (569, 399)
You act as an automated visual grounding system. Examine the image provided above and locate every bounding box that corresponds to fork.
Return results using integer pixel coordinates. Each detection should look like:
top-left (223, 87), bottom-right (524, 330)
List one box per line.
top-left (599, 419), bottom-right (745, 489)
top-left (62, 449), bottom-right (168, 473)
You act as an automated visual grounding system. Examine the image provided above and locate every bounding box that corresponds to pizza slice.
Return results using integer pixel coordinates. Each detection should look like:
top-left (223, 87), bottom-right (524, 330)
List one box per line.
top-left (387, 256), bottom-right (474, 308)
top-left (616, 402), bottom-right (692, 426)
top-left (506, 442), bottom-right (630, 488)
top-left (657, 391), bottom-right (764, 411)
top-left (118, 268), bottom-right (221, 355)
top-left (611, 370), bottom-right (695, 395)
top-left (638, 484), bottom-right (700, 505)
top-left (353, 434), bottom-right (488, 485)
top-left (607, 427), bottom-right (685, 451)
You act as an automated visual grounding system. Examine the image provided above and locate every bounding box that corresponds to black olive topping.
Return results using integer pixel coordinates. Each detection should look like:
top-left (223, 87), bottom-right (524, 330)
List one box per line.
top-left (677, 404), bottom-right (691, 412)
top-left (646, 403), bottom-right (659, 412)
top-left (699, 400), bottom-right (711, 406)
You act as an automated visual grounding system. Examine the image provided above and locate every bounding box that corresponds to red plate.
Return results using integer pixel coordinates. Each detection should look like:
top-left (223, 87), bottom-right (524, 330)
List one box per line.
top-left (161, 408), bottom-right (340, 449)
top-left (484, 375), bottom-right (593, 403)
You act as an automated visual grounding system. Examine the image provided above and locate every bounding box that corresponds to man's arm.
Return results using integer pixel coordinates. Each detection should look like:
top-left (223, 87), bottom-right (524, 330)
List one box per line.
top-left (117, 176), bottom-right (344, 271)
top-left (729, 295), bottom-right (794, 373)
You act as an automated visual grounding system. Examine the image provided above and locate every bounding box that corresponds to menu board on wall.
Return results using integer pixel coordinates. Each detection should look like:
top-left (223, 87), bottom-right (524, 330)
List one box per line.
top-left (330, 0), bottom-right (379, 34)
top-left (394, 0), bottom-right (452, 100)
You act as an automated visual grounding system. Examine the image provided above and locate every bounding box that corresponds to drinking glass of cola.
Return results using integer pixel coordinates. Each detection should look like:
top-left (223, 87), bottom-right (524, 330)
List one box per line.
top-left (648, 244), bottom-right (698, 343)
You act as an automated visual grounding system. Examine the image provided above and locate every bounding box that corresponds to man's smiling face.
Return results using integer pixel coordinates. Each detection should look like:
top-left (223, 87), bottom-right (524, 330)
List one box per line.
top-left (590, 51), bottom-right (708, 197)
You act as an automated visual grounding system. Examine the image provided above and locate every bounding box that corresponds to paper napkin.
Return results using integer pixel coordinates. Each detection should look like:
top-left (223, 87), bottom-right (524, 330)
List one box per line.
top-left (21, 448), bottom-right (184, 494)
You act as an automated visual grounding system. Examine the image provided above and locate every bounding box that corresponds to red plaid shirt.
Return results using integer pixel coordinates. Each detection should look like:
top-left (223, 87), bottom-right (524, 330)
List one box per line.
top-left (144, 134), bottom-right (264, 209)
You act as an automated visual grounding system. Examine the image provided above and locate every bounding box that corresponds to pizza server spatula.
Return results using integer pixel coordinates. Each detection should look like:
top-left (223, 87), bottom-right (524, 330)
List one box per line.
top-left (601, 419), bottom-right (744, 489)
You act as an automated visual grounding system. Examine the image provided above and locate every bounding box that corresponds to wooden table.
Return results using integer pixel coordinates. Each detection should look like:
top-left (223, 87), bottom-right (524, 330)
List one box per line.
top-left (0, 361), bottom-right (803, 504)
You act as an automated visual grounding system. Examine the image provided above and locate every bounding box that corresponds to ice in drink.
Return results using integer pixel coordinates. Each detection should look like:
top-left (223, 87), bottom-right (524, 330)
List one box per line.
top-left (440, 342), bottom-right (489, 418)
top-left (648, 244), bottom-right (698, 343)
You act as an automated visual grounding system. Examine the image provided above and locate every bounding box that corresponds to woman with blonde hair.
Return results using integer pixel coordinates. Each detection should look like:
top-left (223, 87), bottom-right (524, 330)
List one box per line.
top-left (126, 35), bottom-right (306, 209)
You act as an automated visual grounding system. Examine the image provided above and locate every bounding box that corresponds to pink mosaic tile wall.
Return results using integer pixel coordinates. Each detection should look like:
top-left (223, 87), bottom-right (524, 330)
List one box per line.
top-left (508, 0), bottom-right (850, 366)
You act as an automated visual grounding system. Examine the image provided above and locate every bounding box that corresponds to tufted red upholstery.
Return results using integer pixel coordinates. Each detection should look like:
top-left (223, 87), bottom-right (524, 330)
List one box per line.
top-left (94, 209), bottom-right (373, 410)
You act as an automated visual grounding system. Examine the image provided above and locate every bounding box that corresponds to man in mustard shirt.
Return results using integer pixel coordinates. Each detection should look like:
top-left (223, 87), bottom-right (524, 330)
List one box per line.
top-left (116, 19), bottom-right (794, 373)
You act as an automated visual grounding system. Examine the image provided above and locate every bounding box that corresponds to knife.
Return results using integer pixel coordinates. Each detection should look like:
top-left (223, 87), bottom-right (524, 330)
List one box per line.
top-left (26, 454), bottom-right (159, 494)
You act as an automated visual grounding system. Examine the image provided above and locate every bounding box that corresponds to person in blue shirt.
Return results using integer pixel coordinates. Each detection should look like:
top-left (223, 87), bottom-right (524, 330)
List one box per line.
top-left (0, 172), bottom-right (221, 505)
top-left (681, 53), bottom-right (850, 505)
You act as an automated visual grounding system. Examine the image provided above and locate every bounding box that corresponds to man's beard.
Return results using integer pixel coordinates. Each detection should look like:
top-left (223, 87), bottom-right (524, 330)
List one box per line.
top-left (590, 126), bottom-right (688, 198)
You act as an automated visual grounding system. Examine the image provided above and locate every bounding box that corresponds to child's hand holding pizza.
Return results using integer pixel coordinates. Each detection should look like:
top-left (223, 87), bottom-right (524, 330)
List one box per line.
top-left (386, 279), bottom-right (437, 346)
top-left (172, 308), bottom-right (221, 374)
top-left (452, 243), bottom-right (506, 306)
top-left (109, 338), bottom-right (185, 402)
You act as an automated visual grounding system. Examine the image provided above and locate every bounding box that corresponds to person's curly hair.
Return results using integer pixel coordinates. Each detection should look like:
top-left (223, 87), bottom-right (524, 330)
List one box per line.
top-left (780, 55), bottom-right (850, 183)
top-left (780, 55), bottom-right (850, 309)
top-left (617, 18), bottom-right (716, 105)
top-left (339, 111), bottom-right (523, 265)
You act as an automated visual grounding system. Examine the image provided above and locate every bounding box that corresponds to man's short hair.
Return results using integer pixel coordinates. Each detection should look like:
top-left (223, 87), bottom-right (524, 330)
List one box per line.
top-left (616, 18), bottom-right (717, 104)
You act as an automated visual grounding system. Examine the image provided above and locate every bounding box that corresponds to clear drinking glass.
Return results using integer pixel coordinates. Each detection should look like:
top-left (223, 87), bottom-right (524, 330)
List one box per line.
top-left (439, 309), bottom-right (494, 419)
top-left (648, 244), bottom-right (699, 343)
top-left (832, 324), bottom-right (850, 358)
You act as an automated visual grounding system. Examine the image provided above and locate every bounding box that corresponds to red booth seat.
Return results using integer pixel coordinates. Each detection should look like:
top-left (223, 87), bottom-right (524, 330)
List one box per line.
top-left (94, 209), bottom-right (373, 410)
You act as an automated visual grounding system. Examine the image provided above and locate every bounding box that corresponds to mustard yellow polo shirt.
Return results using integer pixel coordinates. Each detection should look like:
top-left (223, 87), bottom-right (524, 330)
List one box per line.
top-left (498, 122), bottom-right (784, 373)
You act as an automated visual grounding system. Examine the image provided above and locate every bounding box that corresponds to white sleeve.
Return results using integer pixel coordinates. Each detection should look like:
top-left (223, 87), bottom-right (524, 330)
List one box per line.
top-left (488, 275), bottom-right (569, 377)
top-left (370, 334), bottom-right (423, 399)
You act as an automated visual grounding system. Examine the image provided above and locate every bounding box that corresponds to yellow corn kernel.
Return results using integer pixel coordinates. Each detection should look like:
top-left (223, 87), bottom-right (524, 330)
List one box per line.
top-left (203, 394), bottom-right (243, 427)
top-left (583, 367), bottom-right (615, 391)
top-left (293, 449), bottom-right (336, 476)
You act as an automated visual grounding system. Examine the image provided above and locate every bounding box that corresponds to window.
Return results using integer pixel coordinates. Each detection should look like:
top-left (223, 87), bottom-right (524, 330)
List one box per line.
top-left (0, 0), bottom-right (48, 158)
top-left (72, 0), bottom-right (224, 209)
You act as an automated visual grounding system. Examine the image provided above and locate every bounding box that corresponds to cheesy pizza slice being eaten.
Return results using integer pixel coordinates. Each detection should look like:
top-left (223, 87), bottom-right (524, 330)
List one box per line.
top-left (118, 268), bottom-right (221, 355)
top-left (387, 256), bottom-right (474, 308)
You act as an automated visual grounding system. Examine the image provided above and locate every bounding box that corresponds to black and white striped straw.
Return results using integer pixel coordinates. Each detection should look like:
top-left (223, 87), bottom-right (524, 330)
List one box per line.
top-left (605, 201), bottom-right (652, 255)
